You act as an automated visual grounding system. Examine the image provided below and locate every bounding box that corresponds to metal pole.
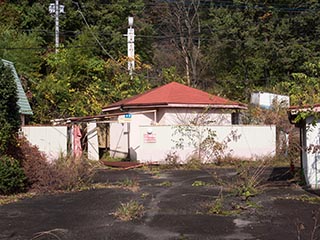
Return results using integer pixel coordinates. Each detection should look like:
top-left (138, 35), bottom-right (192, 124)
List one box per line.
top-left (55, 0), bottom-right (59, 53)
top-left (127, 17), bottom-right (135, 78)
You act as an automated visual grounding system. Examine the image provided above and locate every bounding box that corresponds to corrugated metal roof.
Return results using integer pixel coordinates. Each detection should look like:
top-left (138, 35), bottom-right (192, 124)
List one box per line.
top-left (2, 59), bottom-right (33, 115)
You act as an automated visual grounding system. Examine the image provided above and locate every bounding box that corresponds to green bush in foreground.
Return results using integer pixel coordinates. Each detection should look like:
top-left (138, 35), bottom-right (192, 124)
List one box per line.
top-left (0, 155), bottom-right (26, 195)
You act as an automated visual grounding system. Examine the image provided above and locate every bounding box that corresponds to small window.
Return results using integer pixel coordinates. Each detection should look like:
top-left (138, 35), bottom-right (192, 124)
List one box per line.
top-left (231, 112), bottom-right (239, 125)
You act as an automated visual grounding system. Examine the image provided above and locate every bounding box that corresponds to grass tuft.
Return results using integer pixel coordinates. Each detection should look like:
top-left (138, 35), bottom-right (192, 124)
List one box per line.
top-left (112, 200), bottom-right (144, 221)
top-left (116, 178), bottom-right (140, 192)
top-left (158, 181), bottom-right (173, 187)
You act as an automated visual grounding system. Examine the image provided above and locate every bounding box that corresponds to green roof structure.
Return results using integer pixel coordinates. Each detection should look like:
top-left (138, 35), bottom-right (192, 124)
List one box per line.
top-left (2, 59), bottom-right (33, 115)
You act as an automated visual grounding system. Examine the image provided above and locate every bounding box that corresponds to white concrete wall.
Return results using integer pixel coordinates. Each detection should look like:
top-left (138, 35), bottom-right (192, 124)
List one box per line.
top-left (303, 117), bottom-right (320, 188)
top-left (22, 126), bottom-right (67, 161)
top-left (136, 125), bottom-right (276, 163)
top-left (108, 109), bottom-right (232, 160)
top-left (157, 108), bottom-right (232, 125)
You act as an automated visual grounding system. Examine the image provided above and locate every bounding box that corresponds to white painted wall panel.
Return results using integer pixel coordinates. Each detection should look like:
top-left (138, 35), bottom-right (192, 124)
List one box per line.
top-left (22, 126), bottom-right (67, 161)
top-left (304, 118), bottom-right (320, 188)
top-left (157, 108), bottom-right (232, 125)
top-left (136, 125), bottom-right (276, 163)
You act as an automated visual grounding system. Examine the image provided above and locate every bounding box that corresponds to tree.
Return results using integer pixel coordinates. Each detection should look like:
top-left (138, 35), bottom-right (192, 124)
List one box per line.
top-left (0, 61), bottom-right (21, 153)
top-left (152, 0), bottom-right (202, 87)
top-left (279, 62), bottom-right (320, 106)
top-left (3, 0), bottom-right (320, 122)
top-left (204, 0), bottom-right (320, 101)
top-left (0, 27), bottom-right (44, 79)
top-left (72, 0), bottom-right (151, 61)
top-left (32, 31), bottom-right (151, 123)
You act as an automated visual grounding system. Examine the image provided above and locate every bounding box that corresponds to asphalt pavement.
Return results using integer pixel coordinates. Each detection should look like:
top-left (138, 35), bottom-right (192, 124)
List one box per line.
top-left (1, 168), bottom-right (320, 240)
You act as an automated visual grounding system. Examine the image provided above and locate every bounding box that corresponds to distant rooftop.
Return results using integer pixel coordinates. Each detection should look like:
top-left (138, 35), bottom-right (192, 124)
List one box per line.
top-left (2, 59), bottom-right (33, 115)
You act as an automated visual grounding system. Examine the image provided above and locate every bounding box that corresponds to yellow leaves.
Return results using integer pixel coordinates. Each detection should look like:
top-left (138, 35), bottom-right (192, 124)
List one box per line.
top-left (104, 54), bottom-right (153, 73)
top-left (259, 12), bottom-right (272, 21)
top-left (44, 93), bottom-right (55, 105)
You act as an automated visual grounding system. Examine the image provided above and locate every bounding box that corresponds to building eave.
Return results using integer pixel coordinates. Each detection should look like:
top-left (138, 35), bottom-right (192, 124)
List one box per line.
top-left (103, 103), bottom-right (247, 112)
top-left (287, 104), bottom-right (320, 126)
top-left (166, 103), bottom-right (247, 109)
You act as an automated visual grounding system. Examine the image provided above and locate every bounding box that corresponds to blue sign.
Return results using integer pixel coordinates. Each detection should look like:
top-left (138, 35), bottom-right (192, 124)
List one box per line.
top-left (125, 113), bottom-right (132, 118)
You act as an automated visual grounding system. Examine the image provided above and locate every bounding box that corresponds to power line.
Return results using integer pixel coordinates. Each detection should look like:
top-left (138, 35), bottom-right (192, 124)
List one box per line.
top-left (73, 2), bottom-right (130, 73)
top-left (95, 0), bottom-right (320, 13)
top-left (0, 44), bottom-right (97, 51)
top-left (73, 2), bottom-right (117, 61)
top-left (1, 31), bottom-right (318, 52)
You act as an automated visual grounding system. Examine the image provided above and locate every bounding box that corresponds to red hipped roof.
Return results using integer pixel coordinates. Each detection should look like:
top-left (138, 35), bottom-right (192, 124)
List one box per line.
top-left (103, 82), bottom-right (246, 111)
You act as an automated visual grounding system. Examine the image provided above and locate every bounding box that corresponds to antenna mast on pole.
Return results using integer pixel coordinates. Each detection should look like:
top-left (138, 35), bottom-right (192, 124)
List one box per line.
top-left (49, 0), bottom-right (65, 53)
top-left (127, 17), bottom-right (135, 78)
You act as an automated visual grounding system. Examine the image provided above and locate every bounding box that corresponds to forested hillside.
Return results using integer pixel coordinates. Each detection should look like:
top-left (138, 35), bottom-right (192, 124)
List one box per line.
top-left (1, 0), bottom-right (320, 123)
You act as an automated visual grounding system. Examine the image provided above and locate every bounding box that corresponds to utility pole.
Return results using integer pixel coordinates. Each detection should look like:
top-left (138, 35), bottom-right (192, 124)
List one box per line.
top-left (49, 1), bottom-right (65, 53)
top-left (127, 16), bottom-right (135, 78)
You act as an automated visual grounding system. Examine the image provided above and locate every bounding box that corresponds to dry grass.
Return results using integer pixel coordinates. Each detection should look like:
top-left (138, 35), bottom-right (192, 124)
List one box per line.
top-left (12, 138), bottom-right (95, 193)
top-left (112, 200), bottom-right (144, 221)
top-left (31, 228), bottom-right (68, 240)
top-left (0, 192), bottom-right (36, 205)
top-left (116, 178), bottom-right (140, 192)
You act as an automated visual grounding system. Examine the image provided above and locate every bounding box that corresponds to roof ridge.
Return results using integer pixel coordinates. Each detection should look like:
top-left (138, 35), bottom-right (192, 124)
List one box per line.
top-left (164, 81), bottom-right (177, 100)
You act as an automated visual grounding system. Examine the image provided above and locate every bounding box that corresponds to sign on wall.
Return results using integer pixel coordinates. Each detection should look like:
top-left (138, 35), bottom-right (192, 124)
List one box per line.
top-left (144, 133), bottom-right (156, 143)
top-left (118, 113), bottom-right (132, 123)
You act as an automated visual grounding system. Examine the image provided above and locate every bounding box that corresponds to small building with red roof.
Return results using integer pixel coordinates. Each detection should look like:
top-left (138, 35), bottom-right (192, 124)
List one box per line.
top-left (102, 82), bottom-right (248, 160)
top-left (103, 81), bottom-right (246, 125)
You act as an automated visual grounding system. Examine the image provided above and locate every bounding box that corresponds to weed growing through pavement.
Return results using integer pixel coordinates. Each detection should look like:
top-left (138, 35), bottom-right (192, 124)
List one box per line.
top-left (141, 192), bottom-right (150, 199)
top-left (207, 190), bottom-right (226, 215)
top-left (164, 151), bottom-right (181, 168)
top-left (233, 159), bottom-right (270, 201)
top-left (113, 200), bottom-right (144, 221)
top-left (192, 180), bottom-right (209, 187)
top-left (200, 159), bottom-right (270, 216)
top-left (276, 195), bottom-right (320, 204)
top-left (142, 165), bottom-right (162, 178)
top-left (184, 157), bottom-right (203, 170)
top-left (205, 189), bottom-right (239, 216)
top-left (158, 181), bottom-right (173, 187)
top-left (83, 178), bottom-right (141, 192)
top-left (178, 233), bottom-right (189, 240)
top-left (116, 178), bottom-right (140, 192)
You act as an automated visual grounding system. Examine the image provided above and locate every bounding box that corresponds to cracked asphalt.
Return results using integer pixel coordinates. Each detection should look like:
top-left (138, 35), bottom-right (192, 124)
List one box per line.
top-left (1, 167), bottom-right (320, 240)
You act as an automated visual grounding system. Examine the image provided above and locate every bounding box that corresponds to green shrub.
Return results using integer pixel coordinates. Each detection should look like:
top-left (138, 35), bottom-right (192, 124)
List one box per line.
top-left (0, 61), bottom-right (21, 154)
top-left (0, 155), bottom-right (26, 195)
